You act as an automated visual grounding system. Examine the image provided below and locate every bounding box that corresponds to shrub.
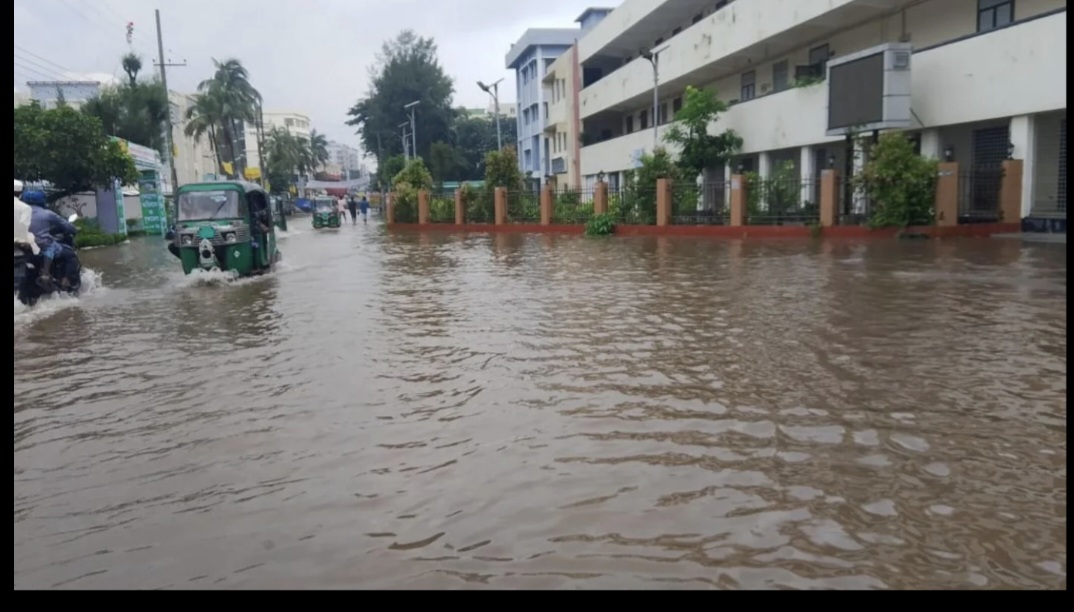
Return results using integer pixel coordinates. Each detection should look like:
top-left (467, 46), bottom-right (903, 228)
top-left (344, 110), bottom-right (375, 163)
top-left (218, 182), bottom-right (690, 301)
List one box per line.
top-left (584, 212), bottom-right (616, 237)
top-left (854, 132), bottom-right (938, 229)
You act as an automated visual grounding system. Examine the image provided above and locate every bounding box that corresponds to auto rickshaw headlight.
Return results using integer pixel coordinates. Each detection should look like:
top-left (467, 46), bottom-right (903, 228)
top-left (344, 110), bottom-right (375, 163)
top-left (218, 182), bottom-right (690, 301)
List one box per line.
top-left (181, 235), bottom-right (193, 246)
top-left (224, 232), bottom-right (237, 243)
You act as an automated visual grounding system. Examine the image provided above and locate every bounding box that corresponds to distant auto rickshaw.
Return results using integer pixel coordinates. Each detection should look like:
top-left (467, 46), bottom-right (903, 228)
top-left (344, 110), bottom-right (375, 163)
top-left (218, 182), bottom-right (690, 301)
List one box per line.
top-left (171, 181), bottom-right (284, 277)
top-left (312, 196), bottom-right (341, 230)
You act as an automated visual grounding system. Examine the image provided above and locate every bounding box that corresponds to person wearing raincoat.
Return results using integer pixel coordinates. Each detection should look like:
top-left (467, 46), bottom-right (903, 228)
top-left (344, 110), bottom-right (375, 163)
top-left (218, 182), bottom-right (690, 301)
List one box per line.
top-left (13, 180), bottom-right (38, 255)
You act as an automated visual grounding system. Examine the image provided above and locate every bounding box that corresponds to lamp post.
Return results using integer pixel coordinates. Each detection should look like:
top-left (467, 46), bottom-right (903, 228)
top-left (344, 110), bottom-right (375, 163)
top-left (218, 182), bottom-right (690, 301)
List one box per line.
top-left (478, 79), bottom-right (504, 151)
top-left (641, 45), bottom-right (669, 151)
top-left (399, 122), bottom-right (411, 162)
top-left (404, 100), bottom-right (420, 161)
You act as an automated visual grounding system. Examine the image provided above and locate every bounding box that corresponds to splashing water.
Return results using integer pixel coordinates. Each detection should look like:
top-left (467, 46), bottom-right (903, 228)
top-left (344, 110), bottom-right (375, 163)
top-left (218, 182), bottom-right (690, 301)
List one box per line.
top-left (13, 268), bottom-right (104, 324)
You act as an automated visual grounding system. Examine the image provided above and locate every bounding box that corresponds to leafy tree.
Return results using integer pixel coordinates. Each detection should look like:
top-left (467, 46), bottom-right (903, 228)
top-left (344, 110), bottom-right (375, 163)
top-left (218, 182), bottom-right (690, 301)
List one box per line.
top-left (391, 157), bottom-right (434, 223)
top-left (307, 129), bottom-right (330, 171)
top-left (190, 58), bottom-right (262, 177)
top-left (663, 85), bottom-right (743, 181)
top-left (452, 110), bottom-right (518, 180)
top-left (14, 103), bottom-right (138, 202)
top-left (854, 132), bottom-right (938, 229)
top-left (428, 141), bottom-right (461, 189)
top-left (82, 54), bottom-right (170, 154)
top-left (346, 30), bottom-right (456, 169)
top-left (376, 155), bottom-right (406, 190)
top-left (620, 148), bottom-right (688, 223)
top-left (484, 146), bottom-right (524, 191)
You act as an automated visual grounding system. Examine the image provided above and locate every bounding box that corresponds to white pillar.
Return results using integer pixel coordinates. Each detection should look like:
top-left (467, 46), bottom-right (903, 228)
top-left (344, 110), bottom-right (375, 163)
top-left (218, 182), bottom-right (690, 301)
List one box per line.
top-left (758, 152), bottom-right (772, 178)
top-left (799, 146), bottom-right (815, 206)
top-left (1010, 114), bottom-right (1036, 217)
top-left (920, 128), bottom-right (943, 160)
top-left (852, 139), bottom-right (867, 214)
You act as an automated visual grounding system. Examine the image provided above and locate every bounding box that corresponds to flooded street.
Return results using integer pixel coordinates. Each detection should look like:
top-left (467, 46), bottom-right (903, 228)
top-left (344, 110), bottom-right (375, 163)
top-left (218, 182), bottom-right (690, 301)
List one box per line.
top-left (13, 225), bottom-right (1067, 590)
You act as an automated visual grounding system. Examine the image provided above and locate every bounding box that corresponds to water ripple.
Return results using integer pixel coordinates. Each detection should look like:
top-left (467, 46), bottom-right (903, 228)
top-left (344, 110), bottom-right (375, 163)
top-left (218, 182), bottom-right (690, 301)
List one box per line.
top-left (14, 232), bottom-right (1067, 589)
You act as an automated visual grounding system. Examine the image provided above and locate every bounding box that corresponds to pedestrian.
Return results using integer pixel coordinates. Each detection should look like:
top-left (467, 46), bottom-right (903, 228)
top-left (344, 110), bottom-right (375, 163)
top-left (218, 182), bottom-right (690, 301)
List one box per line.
top-left (359, 195), bottom-right (371, 225)
top-left (336, 195), bottom-right (347, 220)
top-left (347, 195), bottom-right (359, 224)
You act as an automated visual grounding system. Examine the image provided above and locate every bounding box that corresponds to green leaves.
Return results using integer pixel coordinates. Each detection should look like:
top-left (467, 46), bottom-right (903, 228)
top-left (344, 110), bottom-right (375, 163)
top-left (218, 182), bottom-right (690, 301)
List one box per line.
top-left (584, 213), bottom-right (616, 237)
top-left (853, 133), bottom-right (938, 229)
top-left (14, 103), bottom-right (138, 200)
top-left (663, 85), bottom-right (742, 180)
top-left (82, 79), bottom-right (170, 155)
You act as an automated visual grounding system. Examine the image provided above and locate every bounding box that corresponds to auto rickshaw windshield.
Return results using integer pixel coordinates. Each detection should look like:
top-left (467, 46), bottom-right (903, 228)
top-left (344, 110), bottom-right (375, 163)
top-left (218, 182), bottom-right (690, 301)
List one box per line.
top-left (178, 190), bottom-right (245, 221)
top-left (314, 199), bottom-right (336, 212)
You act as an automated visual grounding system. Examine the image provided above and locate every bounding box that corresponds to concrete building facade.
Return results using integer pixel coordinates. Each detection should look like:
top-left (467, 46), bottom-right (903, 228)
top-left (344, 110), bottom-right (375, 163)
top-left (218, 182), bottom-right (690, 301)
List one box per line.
top-left (572, 0), bottom-right (1066, 222)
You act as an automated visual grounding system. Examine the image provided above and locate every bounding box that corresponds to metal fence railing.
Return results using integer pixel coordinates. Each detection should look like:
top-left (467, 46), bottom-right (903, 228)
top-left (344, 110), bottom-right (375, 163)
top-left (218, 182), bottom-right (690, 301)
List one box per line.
top-left (429, 193), bottom-right (455, 224)
top-left (671, 181), bottom-right (731, 225)
top-left (747, 176), bottom-right (821, 225)
top-left (506, 191), bottom-right (541, 224)
top-left (552, 188), bottom-right (596, 225)
top-left (610, 188), bottom-right (657, 225)
top-left (958, 165), bottom-right (1005, 224)
top-left (462, 189), bottom-right (494, 224)
top-left (837, 176), bottom-right (873, 226)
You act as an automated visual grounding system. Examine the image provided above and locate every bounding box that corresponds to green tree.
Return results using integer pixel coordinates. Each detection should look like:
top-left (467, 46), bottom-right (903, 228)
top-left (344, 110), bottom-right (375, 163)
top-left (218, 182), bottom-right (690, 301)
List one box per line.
top-left (307, 129), bottom-right (330, 172)
top-left (663, 85), bottom-right (743, 181)
top-left (82, 54), bottom-right (170, 154)
top-left (428, 141), bottom-right (462, 189)
top-left (346, 30), bottom-right (456, 169)
top-left (854, 132), bottom-right (938, 229)
top-left (195, 58), bottom-right (262, 177)
top-left (14, 103), bottom-right (138, 202)
top-left (376, 155), bottom-right (407, 190)
top-left (484, 146), bottom-right (524, 190)
top-left (452, 110), bottom-right (518, 180)
top-left (391, 157), bottom-right (434, 223)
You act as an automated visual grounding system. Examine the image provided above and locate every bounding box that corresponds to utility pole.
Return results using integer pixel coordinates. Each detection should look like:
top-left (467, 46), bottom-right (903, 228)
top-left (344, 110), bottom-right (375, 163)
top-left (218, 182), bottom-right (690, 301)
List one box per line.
top-left (478, 79), bottom-right (504, 150)
top-left (642, 45), bottom-right (668, 152)
top-left (154, 9), bottom-right (186, 197)
top-left (404, 101), bottom-right (420, 161)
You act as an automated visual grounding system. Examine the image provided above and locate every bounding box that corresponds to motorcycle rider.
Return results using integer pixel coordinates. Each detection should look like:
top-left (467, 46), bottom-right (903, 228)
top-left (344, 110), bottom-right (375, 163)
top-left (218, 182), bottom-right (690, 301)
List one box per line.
top-left (22, 190), bottom-right (78, 290)
top-left (14, 180), bottom-right (38, 254)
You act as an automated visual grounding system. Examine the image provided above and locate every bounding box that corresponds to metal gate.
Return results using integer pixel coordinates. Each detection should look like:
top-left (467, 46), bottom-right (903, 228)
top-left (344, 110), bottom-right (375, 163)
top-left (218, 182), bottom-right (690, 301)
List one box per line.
top-left (961, 126), bottom-right (1009, 222)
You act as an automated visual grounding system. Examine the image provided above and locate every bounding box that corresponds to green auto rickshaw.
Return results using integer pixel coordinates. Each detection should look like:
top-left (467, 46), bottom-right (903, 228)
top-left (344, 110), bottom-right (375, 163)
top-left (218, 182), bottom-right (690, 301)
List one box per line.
top-left (312, 196), bottom-right (341, 230)
top-left (172, 181), bottom-right (284, 277)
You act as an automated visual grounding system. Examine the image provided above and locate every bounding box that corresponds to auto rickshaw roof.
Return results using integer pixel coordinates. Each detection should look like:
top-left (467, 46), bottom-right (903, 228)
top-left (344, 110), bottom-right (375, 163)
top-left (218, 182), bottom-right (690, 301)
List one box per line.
top-left (176, 180), bottom-right (267, 196)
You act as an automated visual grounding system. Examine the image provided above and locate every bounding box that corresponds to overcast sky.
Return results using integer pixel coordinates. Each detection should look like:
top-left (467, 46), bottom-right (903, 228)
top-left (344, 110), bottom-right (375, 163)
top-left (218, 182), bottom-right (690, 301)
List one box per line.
top-left (13, 0), bottom-right (599, 155)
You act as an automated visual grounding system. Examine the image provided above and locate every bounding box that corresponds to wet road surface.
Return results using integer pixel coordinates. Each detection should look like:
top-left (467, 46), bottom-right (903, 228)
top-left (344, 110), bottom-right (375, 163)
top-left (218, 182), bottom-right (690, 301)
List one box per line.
top-left (14, 223), bottom-right (1068, 589)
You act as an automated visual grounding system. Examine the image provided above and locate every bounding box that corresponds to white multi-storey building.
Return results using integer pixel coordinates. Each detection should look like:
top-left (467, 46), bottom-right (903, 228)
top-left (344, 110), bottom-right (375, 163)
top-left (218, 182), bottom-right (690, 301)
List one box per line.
top-left (577, 0), bottom-right (1066, 221)
top-left (242, 111), bottom-right (313, 171)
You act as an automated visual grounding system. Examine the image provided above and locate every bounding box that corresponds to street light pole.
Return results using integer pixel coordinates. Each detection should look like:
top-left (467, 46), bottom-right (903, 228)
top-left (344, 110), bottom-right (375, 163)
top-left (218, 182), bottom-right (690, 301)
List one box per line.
top-left (478, 79), bottom-right (505, 150)
top-left (398, 122), bottom-right (410, 162)
top-left (404, 100), bottom-right (420, 160)
top-left (643, 45), bottom-right (669, 152)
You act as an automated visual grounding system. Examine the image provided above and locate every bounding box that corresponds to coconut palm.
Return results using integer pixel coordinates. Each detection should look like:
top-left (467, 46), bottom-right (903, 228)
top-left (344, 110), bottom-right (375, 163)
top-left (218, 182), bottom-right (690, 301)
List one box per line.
top-left (308, 129), bottom-right (330, 171)
top-left (121, 53), bottom-right (142, 87)
top-left (197, 58), bottom-right (261, 176)
top-left (184, 92), bottom-right (223, 175)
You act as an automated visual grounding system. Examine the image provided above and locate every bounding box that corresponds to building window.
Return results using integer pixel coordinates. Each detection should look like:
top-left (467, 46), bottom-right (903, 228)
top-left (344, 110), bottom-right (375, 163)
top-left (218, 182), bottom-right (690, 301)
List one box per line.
top-left (672, 97), bottom-right (683, 116)
top-left (692, 13), bottom-right (702, 24)
top-left (740, 71), bottom-right (756, 102)
top-left (626, 115), bottom-right (635, 134)
top-left (772, 61), bottom-right (789, 92)
top-left (640, 110), bottom-right (649, 130)
top-left (672, 27), bottom-right (682, 36)
top-left (809, 44), bottom-right (830, 73)
top-left (655, 37), bottom-right (664, 46)
top-left (658, 103), bottom-right (669, 125)
top-left (978, 0), bottom-right (1014, 32)
top-left (715, 0), bottom-right (729, 10)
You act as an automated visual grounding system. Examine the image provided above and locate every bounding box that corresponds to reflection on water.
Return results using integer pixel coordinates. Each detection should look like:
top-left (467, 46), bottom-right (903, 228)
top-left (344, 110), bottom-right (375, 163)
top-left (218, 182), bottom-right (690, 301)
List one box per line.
top-left (14, 231), bottom-right (1067, 590)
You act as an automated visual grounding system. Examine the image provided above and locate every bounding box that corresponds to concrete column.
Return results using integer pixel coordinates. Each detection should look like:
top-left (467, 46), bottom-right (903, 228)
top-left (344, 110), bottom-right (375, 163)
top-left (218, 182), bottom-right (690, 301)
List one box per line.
top-left (1000, 160), bottom-right (1024, 224)
top-left (935, 162), bottom-right (959, 227)
top-left (800, 146), bottom-right (816, 207)
top-left (729, 174), bottom-right (747, 227)
top-left (386, 193), bottom-right (395, 225)
top-left (540, 184), bottom-right (553, 225)
top-left (455, 189), bottom-right (465, 225)
top-left (819, 170), bottom-right (840, 227)
top-left (920, 128), bottom-right (943, 160)
top-left (594, 181), bottom-right (609, 215)
top-left (852, 139), bottom-right (867, 214)
top-left (418, 191), bottom-right (430, 225)
top-left (1009, 115), bottom-right (1036, 218)
top-left (758, 152), bottom-right (772, 179)
top-left (494, 187), bottom-right (507, 226)
top-left (655, 178), bottom-right (672, 227)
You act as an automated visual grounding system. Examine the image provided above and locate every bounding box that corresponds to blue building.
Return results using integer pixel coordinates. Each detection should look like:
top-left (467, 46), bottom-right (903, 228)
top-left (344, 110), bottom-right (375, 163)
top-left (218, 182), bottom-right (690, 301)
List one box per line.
top-left (505, 8), bottom-right (612, 185)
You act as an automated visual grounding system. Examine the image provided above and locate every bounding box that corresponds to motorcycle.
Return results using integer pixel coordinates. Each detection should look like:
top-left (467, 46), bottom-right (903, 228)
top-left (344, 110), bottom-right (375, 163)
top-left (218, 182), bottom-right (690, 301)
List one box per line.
top-left (14, 213), bottom-right (83, 307)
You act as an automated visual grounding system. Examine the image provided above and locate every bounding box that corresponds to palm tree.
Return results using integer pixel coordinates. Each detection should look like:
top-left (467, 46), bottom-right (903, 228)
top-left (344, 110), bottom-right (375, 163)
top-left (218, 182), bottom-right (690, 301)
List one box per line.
top-left (197, 58), bottom-right (261, 177)
top-left (184, 92), bottom-right (223, 175)
top-left (121, 53), bottom-right (142, 87)
top-left (308, 129), bottom-right (330, 171)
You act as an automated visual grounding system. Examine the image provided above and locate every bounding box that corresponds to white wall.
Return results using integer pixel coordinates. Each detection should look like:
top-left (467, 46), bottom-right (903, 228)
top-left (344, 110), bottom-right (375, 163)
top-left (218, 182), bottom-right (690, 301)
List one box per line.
top-left (582, 6), bottom-right (1067, 174)
top-left (578, 0), bottom-right (677, 63)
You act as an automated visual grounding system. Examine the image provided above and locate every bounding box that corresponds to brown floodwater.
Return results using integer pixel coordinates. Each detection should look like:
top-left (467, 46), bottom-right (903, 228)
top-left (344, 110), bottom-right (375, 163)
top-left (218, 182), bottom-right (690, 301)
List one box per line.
top-left (13, 226), bottom-right (1067, 590)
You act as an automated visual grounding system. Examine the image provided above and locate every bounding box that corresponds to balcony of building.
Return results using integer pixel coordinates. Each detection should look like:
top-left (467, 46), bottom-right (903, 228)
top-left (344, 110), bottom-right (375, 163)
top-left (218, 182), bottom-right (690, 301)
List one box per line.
top-left (580, 4), bottom-right (1067, 176)
top-left (578, 0), bottom-right (725, 65)
top-left (580, 0), bottom-right (908, 121)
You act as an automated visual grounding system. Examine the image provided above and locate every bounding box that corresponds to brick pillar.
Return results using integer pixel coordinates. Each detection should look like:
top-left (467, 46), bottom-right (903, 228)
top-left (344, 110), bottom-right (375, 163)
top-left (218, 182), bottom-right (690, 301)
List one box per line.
top-left (455, 189), bottom-right (465, 225)
top-left (540, 184), bottom-right (554, 226)
top-left (1000, 159), bottom-right (1023, 224)
top-left (494, 187), bottom-right (507, 226)
top-left (386, 193), bottom-right (395, 225)
top-left (819, 170), bottom-right (840, 227)
top-left (418, 191), bottom-right (430, 225)
top-left (594, 181), bottom-right (609, 215)
top-left (656, 178), bottom-right (672, 227)
top-left (729, 174), bottom-right (747, 227)
top-left (935, 162), bottom-right (959, 227)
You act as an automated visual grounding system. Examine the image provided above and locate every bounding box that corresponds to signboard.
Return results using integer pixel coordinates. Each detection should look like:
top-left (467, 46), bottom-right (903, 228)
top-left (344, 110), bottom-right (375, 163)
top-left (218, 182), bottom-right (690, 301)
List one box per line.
top-left (138, 170), bottom-right (167, 236)
top-left (113, 178), bottom-right (128, 237)
top-left (113, 137), bottom-right (163, 170)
